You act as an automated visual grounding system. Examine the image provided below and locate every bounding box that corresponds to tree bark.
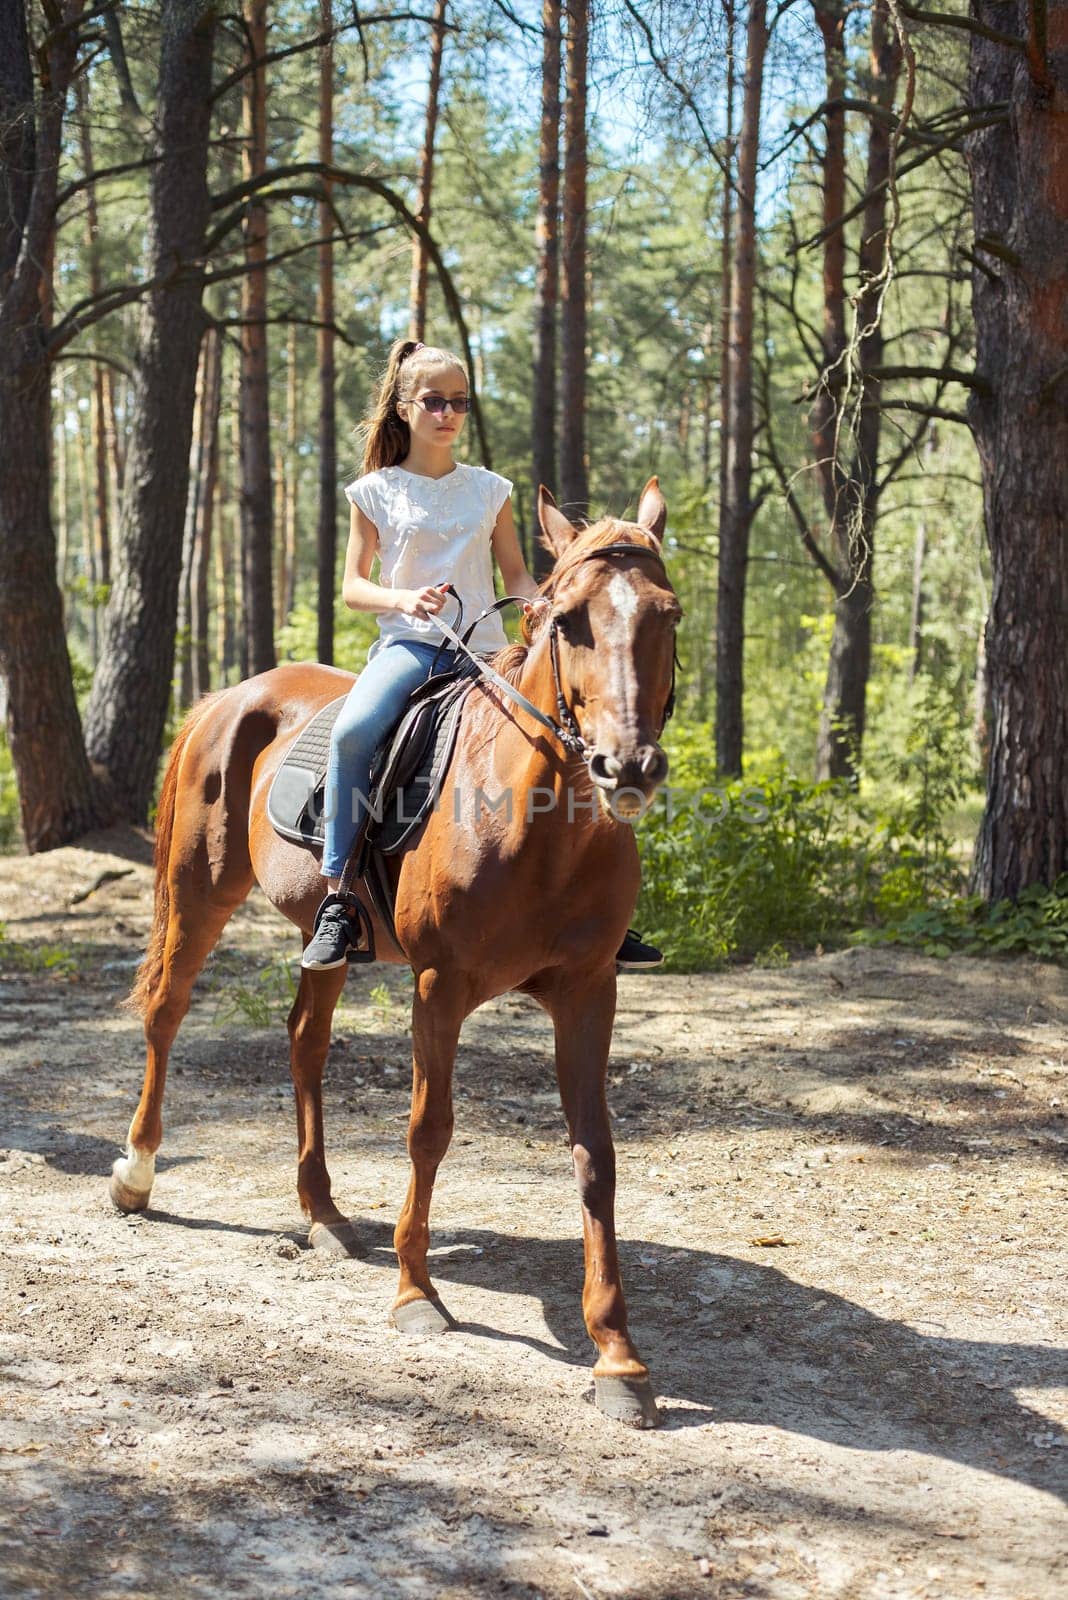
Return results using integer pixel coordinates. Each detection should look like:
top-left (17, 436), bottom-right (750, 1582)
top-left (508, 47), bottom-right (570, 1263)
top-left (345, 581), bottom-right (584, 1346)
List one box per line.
top-left (715, 0), bottom-right (767, 777)
top-left (317, 0), bottom-right (337, 663)
top-left (215, 340), bottom-right (237, 685)
top-left (83, 0), bottom-right (218, 821)
top-left (0, 0), bottom-right (110, 850)
top-left (75, 74), bottom-right (111, 589)
top-left (967, 1), bottom-right (1068, 897)
top-left (810, 0), bottom-right (848, 524)
top-left (191, 324), bottom-right (221, 700)
top-left (177, 336), bottom-right (206, 708)
top-left (408, 0), bottom-right (447, 342)
top-left (815, 0), bottom-right (900, 781)
top-left (283, 321), bottom-right (298, 626)
top-left (559, 0), bottom-right (589, 520)
top-left (717, 0), bottom-right (735, 529)
top-left (75, 374), bottom-right (99, 662)
top-left (531, 0), bottom-right (561, 576)
top-left (239, 0), bottom-right (276, 677)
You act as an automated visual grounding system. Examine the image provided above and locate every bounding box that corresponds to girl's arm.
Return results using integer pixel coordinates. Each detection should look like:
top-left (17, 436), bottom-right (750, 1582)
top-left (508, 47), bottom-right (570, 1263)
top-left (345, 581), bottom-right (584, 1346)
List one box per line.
top-left (341, 503), bottom-right (447, 619)
top-left (490, 497), bottom-right (546, 610)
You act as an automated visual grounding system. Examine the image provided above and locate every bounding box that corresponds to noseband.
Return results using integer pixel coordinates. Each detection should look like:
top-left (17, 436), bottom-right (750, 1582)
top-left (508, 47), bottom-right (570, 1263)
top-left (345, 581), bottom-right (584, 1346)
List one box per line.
top-left (428, 540), bottom-right (679, 765)
top-left (545, 542), bottom-right (679, 759)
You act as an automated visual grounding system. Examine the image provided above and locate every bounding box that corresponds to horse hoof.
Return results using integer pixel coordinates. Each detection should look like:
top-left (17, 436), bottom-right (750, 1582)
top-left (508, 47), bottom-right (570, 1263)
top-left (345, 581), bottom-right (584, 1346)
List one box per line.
top-left (594, 1375), bottom-right (662, 1429)
top-left (308, 1219), bottom-right (363, 1257)
top-left (109, 1172), bottom-right (150, 1214)
top-left (390, 1297), bottom-right (457, 1338)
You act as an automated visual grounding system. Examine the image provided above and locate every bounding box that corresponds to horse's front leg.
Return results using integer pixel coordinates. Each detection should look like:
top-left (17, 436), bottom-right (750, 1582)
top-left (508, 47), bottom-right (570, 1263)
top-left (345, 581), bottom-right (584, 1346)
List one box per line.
top-left (391, 967), bottom-right (467, 1336)
top-left (547, 967), bottom-right (661, 1428)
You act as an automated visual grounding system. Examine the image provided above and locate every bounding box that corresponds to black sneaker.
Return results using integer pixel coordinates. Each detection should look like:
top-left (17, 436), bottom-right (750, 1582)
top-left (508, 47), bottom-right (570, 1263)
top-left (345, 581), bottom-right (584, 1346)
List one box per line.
top-left (302, 894), bottom-right (358, 971)
top-left (616, 929), bottom-right (664, 970)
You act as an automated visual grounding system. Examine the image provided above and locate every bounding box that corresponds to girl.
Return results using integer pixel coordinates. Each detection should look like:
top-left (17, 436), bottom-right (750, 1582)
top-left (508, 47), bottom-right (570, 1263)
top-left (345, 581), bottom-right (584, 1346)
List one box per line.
top-left (302, 336), bottom-right (662, 972)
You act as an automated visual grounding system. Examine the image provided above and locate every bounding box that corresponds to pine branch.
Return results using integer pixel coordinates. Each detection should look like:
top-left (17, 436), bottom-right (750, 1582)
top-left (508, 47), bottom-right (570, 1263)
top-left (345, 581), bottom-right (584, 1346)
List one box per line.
top-left (897, 3), bottom-right (1024, 48)
top-left (212, 13), bottom-right (460, 102)
top-left (813, 362), bottom-right (992, 395)
top-left (212, 311), bottom-right (354, 344)
top-left (792, 117), bottom-right (1009, 253)
top-left (876, 399), bottom-right (969, 425)
top-left (56, 153), bottom-right (165, 211)
top-left (617, 0), bottom-right (729, 180)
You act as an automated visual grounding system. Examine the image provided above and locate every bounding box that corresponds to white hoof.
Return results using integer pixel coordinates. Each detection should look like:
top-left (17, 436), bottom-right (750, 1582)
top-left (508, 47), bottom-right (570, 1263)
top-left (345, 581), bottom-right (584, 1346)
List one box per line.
top-left (109, 1149), bottom-right (155, 1213)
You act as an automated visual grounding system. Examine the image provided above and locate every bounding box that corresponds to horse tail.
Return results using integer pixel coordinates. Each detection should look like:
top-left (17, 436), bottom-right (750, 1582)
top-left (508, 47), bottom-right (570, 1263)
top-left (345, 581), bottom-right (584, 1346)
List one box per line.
top-left (127, 693), bottom-right (224, 1019)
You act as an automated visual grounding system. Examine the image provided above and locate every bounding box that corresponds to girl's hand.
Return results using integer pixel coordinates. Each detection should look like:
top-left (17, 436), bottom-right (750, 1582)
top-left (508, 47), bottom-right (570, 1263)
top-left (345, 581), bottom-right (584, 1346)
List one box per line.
top-left (522, 597), bottom-right (550, 619)
top-left (397, 584), bottom-right (449, 620)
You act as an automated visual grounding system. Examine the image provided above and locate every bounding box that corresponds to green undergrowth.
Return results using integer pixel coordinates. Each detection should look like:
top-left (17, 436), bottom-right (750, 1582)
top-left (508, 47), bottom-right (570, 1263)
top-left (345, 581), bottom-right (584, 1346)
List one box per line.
top-left (0, 921), bottom-right (79, 977)
top-left (0, 733), bottom-right (18, 853)
top-left (635, 706), bottom-right (1067, 970)
top-left (633, 690), bottom-right (966, 971)
top-left (859, 879), bottom-right (1068, 961)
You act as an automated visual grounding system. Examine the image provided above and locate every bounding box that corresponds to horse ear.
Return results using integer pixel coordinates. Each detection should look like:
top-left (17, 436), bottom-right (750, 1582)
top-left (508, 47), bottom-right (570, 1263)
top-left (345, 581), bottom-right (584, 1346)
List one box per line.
top-left (538, 484), bottom-right (580, 559)
top-left (636, 477), bottom-right (667, 545)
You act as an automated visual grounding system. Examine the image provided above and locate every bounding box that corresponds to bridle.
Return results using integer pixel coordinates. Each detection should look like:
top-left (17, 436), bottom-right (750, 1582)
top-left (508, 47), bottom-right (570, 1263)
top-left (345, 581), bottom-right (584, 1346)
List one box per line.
top-left (429, 540), bottom-right (679, 763)
top-left (544, 543), bottom-right (679, 756)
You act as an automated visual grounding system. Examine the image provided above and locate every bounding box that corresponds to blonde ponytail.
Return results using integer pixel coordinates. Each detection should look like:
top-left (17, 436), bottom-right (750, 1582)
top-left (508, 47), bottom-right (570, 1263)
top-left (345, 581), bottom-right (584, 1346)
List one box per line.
top-left (357, 336), bottom-right (468, 473)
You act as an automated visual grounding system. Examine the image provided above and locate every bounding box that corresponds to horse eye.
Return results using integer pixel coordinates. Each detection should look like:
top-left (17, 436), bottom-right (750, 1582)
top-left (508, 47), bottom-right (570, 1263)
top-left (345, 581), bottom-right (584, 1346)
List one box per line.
top-left (555, 608), bottom-right (591, 646)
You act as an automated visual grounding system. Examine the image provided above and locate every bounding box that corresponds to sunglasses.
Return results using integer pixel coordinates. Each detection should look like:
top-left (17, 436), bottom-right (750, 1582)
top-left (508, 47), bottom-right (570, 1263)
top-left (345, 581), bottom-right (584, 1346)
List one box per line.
top-left (411, 394), bottom-right (473, 415)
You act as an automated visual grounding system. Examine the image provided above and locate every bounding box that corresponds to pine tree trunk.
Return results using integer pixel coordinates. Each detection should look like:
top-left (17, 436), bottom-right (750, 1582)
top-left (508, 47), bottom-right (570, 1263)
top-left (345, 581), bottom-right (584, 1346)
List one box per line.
top-left (75, 378), bottom-right (99, 663)
top-left (810, 0), bottom-right (848, 523)
top-left (717, 0), bottom-right (735, 527)
top-left (215, 340), bottom-right (237, 686)
top-left (177, 336), bottom-right (207, 709)
top-left (408, 0), bottom-right (448, 341)
top-left (192, 326), bottom-right (221, 700)
top-left (0, 0), bottom-right (109, 851)
top-left (228, 352), bottom-right (245, 677)
top-left (559, 0), bottom-right (589, 520)
top-left (239, 0), bottom-right (276, 676)
top-left (76, 73), bottom-right (111, 588)
top-left (531, 0), bottom-right (561, 577)
top-left (83, 0), bottom-right (217, 822)
top-left (967, 2), bottom-right (1068, 897)
top-left (317, 0), bottom-right (337, 664)
top-left (284, 322), bottom-right (298, 624)
top-left (55, 373), bottom-right (69, 590)
top-left (815, 0), bottom-right (899, 781)
top-left (715, 0), bottom-right (767, 776)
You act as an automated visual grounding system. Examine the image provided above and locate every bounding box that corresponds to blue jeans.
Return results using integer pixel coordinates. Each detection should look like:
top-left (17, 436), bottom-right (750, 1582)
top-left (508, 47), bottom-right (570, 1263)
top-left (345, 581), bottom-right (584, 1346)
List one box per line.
top-left (321, 639), bottom-right (454, 878)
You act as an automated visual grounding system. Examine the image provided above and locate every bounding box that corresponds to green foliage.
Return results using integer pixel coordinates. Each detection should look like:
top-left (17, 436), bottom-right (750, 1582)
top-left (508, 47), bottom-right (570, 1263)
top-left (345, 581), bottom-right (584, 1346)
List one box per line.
top-left (210, 951), bottom-right (298, 1027)
top-left (637, 685), bottom-right (982, 971)
top-left (0, 921), bottom-right (78, 976)
top-left (0, 733), bottom-right (19, 852)
top-left (636, 734), bottom-right (880, 970)
top-left (276, 599), bottom-right (379, 671)
top-left (368, 980), bottom-right (395, 1024)
top-left (862, 880), bottom-right (1068, 961)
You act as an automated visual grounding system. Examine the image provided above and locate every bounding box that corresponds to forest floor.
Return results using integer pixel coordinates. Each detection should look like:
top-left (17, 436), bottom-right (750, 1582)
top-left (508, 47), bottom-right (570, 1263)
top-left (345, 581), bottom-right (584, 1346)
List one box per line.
top-left (0, 829), bottom-right (1065, 1600)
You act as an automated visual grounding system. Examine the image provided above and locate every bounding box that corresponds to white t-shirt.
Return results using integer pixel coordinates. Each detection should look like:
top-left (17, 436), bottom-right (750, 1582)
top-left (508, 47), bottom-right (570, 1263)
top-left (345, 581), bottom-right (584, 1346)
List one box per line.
top-left (344, 463), bottom-right (513, 655)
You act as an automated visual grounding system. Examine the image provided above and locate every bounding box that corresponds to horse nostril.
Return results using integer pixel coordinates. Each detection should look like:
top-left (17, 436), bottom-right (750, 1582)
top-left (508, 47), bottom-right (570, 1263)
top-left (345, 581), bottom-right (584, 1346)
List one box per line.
top-left (589, 752), bottom-right (622, 789)
top-left (639, 745), bottom-right (669, 783)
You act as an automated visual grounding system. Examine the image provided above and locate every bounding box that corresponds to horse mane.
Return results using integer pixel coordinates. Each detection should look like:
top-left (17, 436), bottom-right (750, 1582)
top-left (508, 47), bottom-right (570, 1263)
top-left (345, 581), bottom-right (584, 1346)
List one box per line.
top-left (490, 517), bottom-right (659, 687)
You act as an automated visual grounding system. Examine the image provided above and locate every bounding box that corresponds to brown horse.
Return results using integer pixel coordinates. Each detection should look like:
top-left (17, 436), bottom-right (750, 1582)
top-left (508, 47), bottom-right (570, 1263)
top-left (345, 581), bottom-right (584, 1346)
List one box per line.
top-left (110, 481), bottom-right (679, 1427)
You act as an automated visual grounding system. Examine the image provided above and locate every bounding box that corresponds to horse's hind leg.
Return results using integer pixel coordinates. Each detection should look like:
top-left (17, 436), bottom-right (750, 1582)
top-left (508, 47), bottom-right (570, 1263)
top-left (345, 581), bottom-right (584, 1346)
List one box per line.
top-left (287, 960), bottom-right (356, 1254)
top-left (391, 968), bottom-right (468, 1335)
top-left (111, 881), bottom-right (250, 1213)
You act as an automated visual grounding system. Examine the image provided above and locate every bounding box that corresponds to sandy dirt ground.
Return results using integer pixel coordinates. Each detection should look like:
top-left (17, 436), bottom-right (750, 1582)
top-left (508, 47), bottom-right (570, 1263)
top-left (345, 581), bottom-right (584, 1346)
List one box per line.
top-left (0, 828), bottom-right (1065, 1600)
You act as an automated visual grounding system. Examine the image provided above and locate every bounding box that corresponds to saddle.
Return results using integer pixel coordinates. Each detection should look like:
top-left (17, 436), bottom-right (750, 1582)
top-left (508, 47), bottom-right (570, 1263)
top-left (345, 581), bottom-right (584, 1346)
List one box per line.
top-left (266, 660), bottom-right (480, 958)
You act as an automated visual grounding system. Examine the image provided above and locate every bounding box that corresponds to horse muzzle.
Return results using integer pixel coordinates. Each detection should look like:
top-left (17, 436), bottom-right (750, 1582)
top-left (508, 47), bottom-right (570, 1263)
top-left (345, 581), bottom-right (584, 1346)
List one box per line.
top-left (588, 744), bottom-right (669, 822)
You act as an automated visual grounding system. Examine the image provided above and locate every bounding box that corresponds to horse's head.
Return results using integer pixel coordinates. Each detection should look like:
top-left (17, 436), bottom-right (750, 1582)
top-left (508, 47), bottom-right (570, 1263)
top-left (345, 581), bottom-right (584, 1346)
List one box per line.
top-left (536, 479), bottom-right (681, 822)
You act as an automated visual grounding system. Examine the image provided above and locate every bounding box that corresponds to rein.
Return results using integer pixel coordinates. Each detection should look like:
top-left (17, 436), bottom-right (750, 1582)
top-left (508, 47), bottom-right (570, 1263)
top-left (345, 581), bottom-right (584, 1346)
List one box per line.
top-left (428, 541), bottom-right (677, 763)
